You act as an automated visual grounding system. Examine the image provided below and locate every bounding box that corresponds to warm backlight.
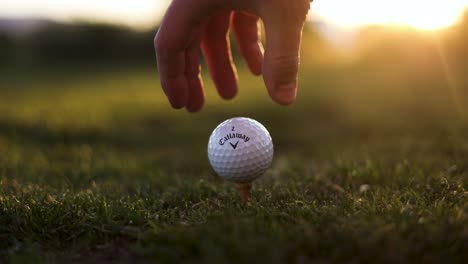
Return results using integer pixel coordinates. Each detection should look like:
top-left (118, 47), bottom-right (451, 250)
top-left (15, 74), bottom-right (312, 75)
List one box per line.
top-left (1, 1), bottom-right (467, 30)
top-left (312, 0), bottom-right (467, 30)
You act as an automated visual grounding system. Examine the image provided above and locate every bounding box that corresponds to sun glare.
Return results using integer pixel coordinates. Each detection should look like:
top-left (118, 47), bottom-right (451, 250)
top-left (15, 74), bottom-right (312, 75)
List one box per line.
top-left (1, 1), bottom-right (466, 30)
top-left (1, 0), bottom-right (167, 29)
top-left (312, 0), bottom-right (467, 30)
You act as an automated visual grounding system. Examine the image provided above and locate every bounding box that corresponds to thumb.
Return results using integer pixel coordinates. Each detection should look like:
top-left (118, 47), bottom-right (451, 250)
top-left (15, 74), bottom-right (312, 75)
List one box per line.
top-left (261, 1), bottom-right (310, 105)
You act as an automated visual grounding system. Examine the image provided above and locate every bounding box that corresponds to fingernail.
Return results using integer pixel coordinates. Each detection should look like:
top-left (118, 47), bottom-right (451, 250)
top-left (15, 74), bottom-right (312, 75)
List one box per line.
top-left (275, 82), bottom-right (297, 105)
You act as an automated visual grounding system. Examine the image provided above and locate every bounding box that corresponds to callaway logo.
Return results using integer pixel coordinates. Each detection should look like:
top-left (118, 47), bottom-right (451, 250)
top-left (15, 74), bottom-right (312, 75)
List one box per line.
top-left (229, 141), bottom-right (239, 149)
top-left (219, 133), bottom-right (250, 148)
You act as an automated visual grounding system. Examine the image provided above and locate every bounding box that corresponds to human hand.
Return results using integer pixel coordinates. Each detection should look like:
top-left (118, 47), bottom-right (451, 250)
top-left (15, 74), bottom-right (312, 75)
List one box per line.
top-left (154, 0), bottom-right (312, 112)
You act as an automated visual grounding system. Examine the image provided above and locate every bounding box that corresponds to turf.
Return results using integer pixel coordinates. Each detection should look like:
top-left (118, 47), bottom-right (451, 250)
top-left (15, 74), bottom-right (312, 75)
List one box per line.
top-left (0, 64), bottom-right (467, 263)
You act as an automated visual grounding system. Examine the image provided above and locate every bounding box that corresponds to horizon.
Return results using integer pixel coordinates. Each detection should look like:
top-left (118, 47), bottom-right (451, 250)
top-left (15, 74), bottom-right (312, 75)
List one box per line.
top-left (1, 1), bottom-right (467, 31)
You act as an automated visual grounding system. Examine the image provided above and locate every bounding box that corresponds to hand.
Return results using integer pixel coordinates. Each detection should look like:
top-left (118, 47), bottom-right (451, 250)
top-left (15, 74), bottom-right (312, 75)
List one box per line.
top-left (154, 0), bottom-right (312, 112)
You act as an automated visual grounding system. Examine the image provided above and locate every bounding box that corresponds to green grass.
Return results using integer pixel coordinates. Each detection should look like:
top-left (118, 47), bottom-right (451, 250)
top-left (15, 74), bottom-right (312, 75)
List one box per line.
top-left (0, 63), bottom-right (467, 263)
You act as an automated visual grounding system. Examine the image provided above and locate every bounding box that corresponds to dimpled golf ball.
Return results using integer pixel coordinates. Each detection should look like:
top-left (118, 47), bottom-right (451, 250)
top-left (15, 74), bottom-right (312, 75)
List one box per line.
top-left (208, 117), bottom-right (274, 183)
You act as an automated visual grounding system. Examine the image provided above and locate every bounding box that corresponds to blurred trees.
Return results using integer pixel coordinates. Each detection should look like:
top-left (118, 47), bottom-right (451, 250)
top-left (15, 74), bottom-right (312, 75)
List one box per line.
top-left (0, 22), bottom-right (156, 67)
top-left (36, 23), bottom-right (156, 64)
top-left (0, 11), bottom-right (467, 71)
top-left (0, 20), bottom-right (331, 69)
top-left (0, 32), bottom-right (15, 63)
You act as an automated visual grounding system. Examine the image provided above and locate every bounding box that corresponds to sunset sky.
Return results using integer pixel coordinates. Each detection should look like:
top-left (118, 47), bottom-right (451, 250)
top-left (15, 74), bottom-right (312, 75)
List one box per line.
top-left (1, 0), bottom-right (467, 30)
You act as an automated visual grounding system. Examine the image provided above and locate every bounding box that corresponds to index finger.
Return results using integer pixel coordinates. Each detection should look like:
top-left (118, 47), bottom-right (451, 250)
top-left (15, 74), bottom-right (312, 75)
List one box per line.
top-left (154, 0), bottom-right (210, 108)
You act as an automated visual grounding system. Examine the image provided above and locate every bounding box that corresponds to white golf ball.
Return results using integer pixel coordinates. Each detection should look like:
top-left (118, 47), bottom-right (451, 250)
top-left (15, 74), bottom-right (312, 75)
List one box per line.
top-left (208, 117), bottom-right (274, 183)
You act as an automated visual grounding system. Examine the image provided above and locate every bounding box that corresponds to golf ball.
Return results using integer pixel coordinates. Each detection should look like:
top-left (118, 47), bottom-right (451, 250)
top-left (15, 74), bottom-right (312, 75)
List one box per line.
top-left (208, 117), bottom-right (274, 183)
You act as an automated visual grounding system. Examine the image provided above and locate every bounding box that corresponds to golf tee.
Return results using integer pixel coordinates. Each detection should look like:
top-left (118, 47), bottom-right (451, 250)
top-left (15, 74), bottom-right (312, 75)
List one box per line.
top-left (236, 183), bottom-right (252, 204)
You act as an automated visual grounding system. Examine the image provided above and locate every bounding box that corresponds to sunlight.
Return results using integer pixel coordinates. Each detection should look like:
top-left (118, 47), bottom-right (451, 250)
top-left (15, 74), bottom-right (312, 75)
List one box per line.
top-left (1, 0), bottom-right (167, 29)
top-left (312, 0), bottom-right (467, 30)
top-left (1, 0), bottom-right (466, 30)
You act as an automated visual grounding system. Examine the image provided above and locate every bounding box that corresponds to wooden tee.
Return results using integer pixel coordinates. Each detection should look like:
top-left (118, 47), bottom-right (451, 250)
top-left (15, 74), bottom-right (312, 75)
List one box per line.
top-left (236, 183), bottom-right (252, 204)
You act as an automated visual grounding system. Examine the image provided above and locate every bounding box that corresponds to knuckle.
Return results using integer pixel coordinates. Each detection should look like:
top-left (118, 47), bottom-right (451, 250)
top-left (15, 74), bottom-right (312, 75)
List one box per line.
top-left (154, 35), bottom-right (172, 62)
top-left (270, 55), bottom-right (299, 81)
top-left (273, 54), bottom-right (299, 68)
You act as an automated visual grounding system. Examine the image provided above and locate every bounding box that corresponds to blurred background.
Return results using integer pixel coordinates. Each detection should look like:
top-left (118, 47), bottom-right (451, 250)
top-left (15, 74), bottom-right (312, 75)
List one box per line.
top-left (0, 0), bottom-right (468, 170)
top-left (2, 2), bottom-right (468, 261)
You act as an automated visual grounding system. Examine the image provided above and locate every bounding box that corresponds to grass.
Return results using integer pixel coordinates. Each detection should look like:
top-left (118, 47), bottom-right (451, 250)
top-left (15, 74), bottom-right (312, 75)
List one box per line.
top-left (0, 62), bottom-right (467, 263)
